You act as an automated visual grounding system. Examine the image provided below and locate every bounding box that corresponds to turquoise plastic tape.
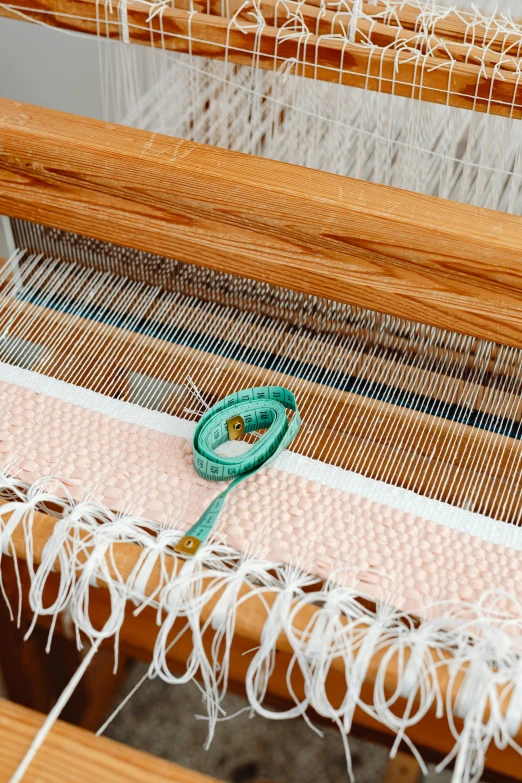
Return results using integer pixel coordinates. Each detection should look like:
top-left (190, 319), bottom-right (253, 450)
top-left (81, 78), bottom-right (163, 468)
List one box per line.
top-left (175, 386), bottom-right (300, 555)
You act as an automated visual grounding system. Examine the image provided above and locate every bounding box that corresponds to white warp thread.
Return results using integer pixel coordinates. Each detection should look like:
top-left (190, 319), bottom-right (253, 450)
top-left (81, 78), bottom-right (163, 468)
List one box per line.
top-left (1, 474), bottom-right (522, 783)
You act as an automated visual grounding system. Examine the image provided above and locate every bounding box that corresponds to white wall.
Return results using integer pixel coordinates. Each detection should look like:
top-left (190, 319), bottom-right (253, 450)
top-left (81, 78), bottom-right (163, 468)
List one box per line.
top-left (0, 17), bottom-right (105, 255)
top-left (0, 17), bottom-right (103, 116)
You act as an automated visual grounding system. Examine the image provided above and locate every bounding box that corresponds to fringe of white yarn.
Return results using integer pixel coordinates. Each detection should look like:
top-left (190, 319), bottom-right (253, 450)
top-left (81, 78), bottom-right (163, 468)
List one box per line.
top-left (2, 472), bottom-right (522, 782)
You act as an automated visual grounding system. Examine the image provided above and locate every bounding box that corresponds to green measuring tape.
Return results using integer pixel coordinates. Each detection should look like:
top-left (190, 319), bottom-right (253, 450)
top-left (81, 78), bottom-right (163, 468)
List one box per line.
top-left (174, 386), bottom-right (300, 556)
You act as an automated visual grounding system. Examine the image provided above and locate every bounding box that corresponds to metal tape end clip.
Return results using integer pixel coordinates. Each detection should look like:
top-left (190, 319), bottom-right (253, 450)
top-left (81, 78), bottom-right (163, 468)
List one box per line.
top-left (227, 415), bottom-right (245, 440)
top-left (174, 535), bottom-right (202, 556)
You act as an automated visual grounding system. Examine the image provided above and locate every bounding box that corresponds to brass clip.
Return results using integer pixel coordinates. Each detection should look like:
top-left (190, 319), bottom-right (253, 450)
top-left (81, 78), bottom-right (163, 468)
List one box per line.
top-left (174, 535), bottom-right (201, 556)
top-left (227, 415), bottom-right (245, 440)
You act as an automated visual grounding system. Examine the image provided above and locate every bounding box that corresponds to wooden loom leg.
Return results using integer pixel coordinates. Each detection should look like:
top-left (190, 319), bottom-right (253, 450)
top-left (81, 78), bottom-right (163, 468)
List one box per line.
top-left (0, 561), bottom-right (57, 714)
top-left (0, 557), bottom-right (129, 731)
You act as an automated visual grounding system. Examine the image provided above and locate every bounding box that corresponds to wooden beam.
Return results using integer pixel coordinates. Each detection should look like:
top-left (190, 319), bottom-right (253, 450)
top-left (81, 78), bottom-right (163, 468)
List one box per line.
top-left (5, 0), bottom-right (521, 56)
top-left (21, 568), bottom-right (522, 780)
top-left (257, 0), bottom-right (522, 56)
top-left (226, 0), bottom-right (520, 71)
top-left (208, 0), bottom-right (522, 55)
top-left (1, 0), bottom-right (522, 118)
top-left (0, 697), bottom-right (221, 783)
top-left (2, 100), bottom-right (522, 347)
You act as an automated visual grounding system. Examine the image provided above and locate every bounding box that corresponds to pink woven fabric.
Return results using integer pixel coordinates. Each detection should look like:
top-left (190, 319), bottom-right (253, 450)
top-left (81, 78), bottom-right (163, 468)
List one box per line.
top-left (3, 380), bottom-right (521, 616)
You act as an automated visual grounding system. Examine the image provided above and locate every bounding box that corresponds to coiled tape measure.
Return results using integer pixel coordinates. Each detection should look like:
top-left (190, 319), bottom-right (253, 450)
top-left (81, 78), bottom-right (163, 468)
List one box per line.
top-left (175, 385), bottom-right (300, 555)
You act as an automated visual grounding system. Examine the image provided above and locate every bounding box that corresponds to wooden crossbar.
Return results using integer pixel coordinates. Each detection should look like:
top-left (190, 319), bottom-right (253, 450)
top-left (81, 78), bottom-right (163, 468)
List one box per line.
top-left (206, 0), bottom-right (522, 53)
top-left (1, 0), bottom-right (522, 118)
top-left (186, 0), bottom-right (522, 71)
top-left (2, 99), bottom-right (522, 347)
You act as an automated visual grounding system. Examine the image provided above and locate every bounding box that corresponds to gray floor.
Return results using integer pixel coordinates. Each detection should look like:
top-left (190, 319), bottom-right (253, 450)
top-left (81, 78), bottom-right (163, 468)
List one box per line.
top-left (103, 662), bottom-right (454, 783)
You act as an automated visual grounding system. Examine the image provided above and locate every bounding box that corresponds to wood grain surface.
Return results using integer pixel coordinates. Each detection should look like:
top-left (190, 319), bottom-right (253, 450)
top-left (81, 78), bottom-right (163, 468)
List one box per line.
top-left (0, 698), bottom-right (220, 783)
top-left (2, 0), bottom-right (522, 118)
top-left (2, 99), bottom-right (522, 347)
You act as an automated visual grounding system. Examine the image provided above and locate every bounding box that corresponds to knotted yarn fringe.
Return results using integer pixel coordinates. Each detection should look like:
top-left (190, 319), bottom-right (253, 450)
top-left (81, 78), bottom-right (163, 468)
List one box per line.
top-left (1, 471), bottom-right (522, 782)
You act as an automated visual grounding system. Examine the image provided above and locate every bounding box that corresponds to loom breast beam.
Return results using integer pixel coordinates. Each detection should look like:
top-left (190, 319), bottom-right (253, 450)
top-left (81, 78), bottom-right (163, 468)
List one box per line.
top-left (2, 0), bottom-right (522, 118)
top-left (3, 99), bottom-right (522, 345)
top-left (4, 504), bottom-right (522, 781)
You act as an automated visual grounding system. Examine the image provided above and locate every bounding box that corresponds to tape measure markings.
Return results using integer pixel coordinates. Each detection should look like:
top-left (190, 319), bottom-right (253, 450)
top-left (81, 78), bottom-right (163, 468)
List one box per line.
top-left (174, 386), bottom-right (300, 555)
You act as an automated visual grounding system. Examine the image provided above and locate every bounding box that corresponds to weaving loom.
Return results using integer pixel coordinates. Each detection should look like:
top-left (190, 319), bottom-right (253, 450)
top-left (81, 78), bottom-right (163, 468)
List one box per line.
top-left (3, 0), bottom-right (522, 780)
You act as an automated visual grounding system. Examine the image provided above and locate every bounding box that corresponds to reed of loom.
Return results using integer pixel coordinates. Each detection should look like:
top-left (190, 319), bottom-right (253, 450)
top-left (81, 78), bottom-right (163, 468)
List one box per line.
top-left (2, 93), bottom-right (522, 779)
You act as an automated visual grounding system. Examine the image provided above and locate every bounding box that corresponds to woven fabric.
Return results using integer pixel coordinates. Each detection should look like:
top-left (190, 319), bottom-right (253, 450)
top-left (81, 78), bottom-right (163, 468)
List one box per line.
top-left (3, 366), bottom-right (522, 620)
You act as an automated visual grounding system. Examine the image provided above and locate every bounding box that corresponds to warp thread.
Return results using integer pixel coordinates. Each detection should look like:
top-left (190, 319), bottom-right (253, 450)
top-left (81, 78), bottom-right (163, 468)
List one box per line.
top-left (1, 474), bottom-right (522, 782)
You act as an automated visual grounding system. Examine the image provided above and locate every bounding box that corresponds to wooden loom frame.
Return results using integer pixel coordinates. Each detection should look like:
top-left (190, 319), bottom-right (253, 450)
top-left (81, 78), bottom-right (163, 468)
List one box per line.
top-left (2, 99), bottom-right (522, 347)
top-left (3, 99), bottom-right (522, 779)
top-left (3, 0), bottom-right (522, 118)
